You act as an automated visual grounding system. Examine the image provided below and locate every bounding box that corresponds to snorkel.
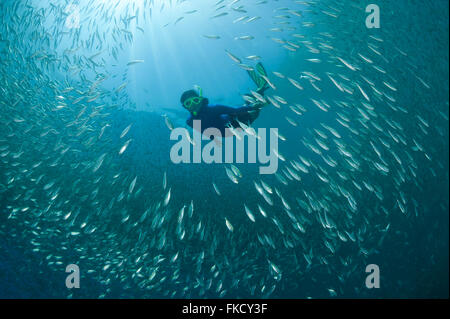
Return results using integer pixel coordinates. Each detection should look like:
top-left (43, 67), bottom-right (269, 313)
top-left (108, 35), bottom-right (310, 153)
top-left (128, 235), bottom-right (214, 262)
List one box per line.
top-left (182, 86), bottom-right (204, 116)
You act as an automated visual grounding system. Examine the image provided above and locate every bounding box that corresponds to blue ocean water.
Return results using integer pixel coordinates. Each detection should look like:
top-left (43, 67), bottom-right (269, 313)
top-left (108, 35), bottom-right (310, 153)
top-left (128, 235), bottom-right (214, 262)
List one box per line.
top-left (0, 0), bottom-right (448, 298)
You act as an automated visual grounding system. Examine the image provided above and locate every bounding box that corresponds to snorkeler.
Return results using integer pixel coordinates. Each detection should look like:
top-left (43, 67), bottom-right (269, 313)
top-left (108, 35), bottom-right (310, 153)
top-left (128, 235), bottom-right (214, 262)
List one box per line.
top-left (180, 63), bottom-right (271, 138)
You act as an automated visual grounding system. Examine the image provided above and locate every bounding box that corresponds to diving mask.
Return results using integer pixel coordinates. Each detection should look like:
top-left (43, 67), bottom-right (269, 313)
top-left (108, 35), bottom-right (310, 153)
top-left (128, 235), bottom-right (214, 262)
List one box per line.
top-left (183, 87), bottom-right (204, 116)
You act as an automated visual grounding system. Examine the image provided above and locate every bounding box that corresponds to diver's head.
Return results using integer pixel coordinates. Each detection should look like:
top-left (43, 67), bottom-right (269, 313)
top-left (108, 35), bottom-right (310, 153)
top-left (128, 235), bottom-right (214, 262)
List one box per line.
top-left (180, 87), bottom-right (208, 116)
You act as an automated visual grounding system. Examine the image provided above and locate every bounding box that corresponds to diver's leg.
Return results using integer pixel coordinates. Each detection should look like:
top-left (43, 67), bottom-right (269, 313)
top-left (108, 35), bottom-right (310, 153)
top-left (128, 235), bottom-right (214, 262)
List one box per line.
top-left (236, 108), bottom-right (261, 126)
top-left (246, 109), bottom-right (260, 125)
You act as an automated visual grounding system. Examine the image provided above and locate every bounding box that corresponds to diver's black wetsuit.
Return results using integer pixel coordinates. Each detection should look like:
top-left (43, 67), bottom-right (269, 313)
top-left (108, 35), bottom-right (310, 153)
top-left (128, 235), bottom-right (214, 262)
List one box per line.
top-left (185, 63), bottom-right (269, 137)
top-left (186, 104), bottom-right (260, 136)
